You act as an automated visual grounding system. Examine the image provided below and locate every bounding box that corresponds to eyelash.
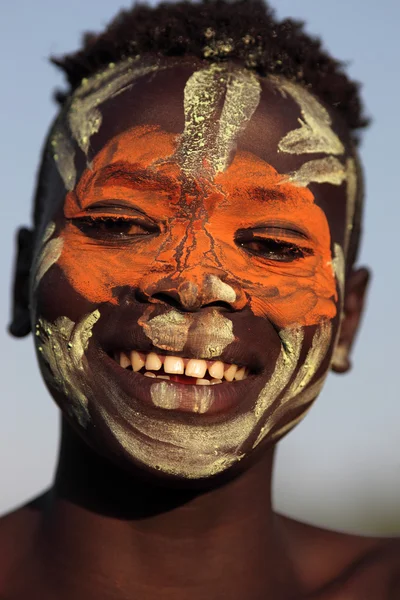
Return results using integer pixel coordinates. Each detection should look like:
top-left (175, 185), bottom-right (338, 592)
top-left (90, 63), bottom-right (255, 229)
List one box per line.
top-left (71, 216), bottom-right (158, 240)
top-left (236, 237), bottom-right (313, 262)
top-left (71, 216), bottom-right (313, 262)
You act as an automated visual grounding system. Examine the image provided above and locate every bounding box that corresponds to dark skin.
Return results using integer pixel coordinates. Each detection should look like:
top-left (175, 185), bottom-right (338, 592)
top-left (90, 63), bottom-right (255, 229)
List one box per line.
top-left (1, 57), bottom-right (399, 599)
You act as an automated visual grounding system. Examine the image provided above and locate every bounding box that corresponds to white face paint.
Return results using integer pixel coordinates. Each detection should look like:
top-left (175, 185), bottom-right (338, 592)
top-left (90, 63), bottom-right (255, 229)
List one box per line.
top-left (36, 310), bottom-right (100, 427)
top-left (138, 307), bottom-right (235, 359)
top-left (253, 321), bottom-right (332, 448)
top-left (33, 222), bottom-right (64, 291)
top-left (49, 57), bottom-right (165, 192)
top-left (95, 325), bottom-right (312, 477)
top-left (285, 156), bottom-right (348, 187)
top-left (272, 76), bottom-right (345, 156)
top-left (176, 63), bottom-right (261, 176)
top-left (68, 58), bottom-right (162, 157)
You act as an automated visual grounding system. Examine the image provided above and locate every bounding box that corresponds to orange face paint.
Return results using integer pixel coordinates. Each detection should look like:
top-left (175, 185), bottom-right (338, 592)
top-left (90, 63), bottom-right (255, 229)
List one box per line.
top-left (59, 124), bottom-right (337, 328)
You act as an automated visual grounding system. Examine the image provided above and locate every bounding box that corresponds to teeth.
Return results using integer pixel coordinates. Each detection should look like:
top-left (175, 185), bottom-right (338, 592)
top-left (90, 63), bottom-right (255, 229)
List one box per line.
top-left (131, 350), bottom-right (145, 372)
top-left (196, 378), bottom-right (211, 385)
top-left (208, 360), bottom-right (224, 380)
top-left (164, 356), bottom-right (185, 374)
top-left (234, 367), bottom-right (246, 381)
top-left (119, 352), bottom-right (131, 369)
top-left (116, 350), bottom-right (248, 383)
top-left (185, 359), bottom-right (207, 378)
top-left (224, 364), bottom-right (238, 382)
top-left (145, 352), bottom-right (162, 371)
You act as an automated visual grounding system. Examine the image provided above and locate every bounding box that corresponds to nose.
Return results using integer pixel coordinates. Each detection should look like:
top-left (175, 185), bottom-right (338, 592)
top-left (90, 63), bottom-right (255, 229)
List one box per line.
top-left (141, 270), bottom-right (247, 312)
top-left (137, 213), bottom-right (248, 311)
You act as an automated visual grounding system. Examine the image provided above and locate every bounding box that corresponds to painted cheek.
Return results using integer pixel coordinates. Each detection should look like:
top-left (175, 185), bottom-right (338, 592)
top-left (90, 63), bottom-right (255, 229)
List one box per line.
top-left (59, 128), bottom-right (182, 304)
top-left (57, 226), bottom-right (178, 304)
top-left (213, 154), bottom-right (337, 328)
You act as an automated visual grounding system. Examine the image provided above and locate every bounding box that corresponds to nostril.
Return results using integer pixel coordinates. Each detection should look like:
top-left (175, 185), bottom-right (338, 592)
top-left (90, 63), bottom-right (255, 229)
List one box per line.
top-left (151, 292), bottom-right (183, 309)
top-left (202, 300), bottom-right (233, 311)
top-left (151, 294), bottom-right (233, 312)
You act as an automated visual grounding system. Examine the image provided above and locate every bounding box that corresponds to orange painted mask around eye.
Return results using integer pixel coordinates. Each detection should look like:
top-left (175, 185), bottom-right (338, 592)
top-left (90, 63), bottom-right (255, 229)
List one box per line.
top-left (58, 124), bottom-right (337, 329)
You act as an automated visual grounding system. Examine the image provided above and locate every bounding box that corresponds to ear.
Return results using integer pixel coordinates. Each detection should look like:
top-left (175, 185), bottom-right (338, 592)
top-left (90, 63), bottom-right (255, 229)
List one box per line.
top-left (9, 227), bottom-right (35, 337)
top-left (331, 267), bottom-right (370, 373)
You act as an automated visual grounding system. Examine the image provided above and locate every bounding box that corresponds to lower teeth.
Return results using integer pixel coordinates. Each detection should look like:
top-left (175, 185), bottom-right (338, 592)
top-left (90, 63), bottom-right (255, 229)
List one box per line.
top-left (143, 371), bottom-right (223, 385)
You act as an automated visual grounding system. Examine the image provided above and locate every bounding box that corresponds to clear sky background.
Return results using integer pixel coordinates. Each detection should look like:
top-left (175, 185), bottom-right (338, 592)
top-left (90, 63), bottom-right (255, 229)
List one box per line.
top-left (0, 0), bottom-right (399, 534)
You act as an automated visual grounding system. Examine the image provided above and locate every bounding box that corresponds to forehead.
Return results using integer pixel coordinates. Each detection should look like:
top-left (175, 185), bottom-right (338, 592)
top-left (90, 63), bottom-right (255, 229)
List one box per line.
top-left (51, 57), bottom-right (356, 246)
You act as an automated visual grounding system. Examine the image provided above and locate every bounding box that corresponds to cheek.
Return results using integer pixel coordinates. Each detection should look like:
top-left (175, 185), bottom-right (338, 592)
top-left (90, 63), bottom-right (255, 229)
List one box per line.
top-left (56, 228), bottom-right (169, 304)
top-left (211, 203), bottom-right (338, 329)
top-left (247, 254), bottom-right (337, 328)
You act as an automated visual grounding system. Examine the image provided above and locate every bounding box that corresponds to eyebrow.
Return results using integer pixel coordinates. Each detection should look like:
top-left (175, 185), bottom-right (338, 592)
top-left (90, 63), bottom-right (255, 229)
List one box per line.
top-left (248, 186), bottom-right (292, 203)
top-left (93, 161), bottom-right (180, 193)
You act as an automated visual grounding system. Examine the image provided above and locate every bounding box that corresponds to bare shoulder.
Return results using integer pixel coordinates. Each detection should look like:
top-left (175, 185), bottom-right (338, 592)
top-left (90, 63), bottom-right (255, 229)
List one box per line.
top-left (277, 513), bottom-right (400, 598)
top-left (0, 493), bottom-right (47, 592)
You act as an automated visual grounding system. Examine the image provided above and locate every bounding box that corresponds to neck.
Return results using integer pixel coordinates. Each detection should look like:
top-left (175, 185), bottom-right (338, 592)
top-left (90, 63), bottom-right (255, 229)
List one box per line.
top-left (34, 419), bottom-right (299, 600)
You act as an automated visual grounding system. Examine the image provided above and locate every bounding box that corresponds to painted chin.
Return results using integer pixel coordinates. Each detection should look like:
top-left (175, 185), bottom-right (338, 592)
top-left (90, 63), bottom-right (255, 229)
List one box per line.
top-left (83, 340), bottom-right (279, 479)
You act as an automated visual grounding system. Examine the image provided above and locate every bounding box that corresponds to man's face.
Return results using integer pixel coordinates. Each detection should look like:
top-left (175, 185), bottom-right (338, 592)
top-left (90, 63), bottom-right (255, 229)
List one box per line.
top-left (31, 57), bottom-right (357, 479)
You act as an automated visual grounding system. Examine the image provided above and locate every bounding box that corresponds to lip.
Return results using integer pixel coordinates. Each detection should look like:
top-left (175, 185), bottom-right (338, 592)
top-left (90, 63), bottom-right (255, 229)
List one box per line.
top-left (90, 304), bottom-right (280, 419)
top-left (98, 313), bottom-right (266, 373)
top-left (89, 343), bottom-right (264, 418)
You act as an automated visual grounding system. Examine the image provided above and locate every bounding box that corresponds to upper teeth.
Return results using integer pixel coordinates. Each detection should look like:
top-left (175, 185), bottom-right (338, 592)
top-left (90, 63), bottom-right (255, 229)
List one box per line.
top-left (116, 350), bottom-right (248, 383)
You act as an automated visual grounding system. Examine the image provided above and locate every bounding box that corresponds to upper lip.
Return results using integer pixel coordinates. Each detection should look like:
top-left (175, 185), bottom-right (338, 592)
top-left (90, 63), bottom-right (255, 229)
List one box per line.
top-left (95, 312), bottom-right (266, 374)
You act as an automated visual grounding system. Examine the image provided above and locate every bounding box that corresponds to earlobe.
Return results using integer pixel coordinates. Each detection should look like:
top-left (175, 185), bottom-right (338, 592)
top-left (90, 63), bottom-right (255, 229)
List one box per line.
top-left (331, 267), bottom-right (370, 374)
top-left (9, 227), bottom-right (35, 338)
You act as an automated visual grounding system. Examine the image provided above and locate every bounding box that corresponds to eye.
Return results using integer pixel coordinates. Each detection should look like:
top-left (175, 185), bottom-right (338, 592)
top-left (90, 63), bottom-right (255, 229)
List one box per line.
top-left (71, 216), bottom-right (159, 241)
top-left (236, 232), bottom-right (313, 262)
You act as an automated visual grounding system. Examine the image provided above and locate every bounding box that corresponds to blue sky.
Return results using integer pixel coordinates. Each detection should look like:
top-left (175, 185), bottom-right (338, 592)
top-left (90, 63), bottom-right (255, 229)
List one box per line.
top-left (1, 0), bottom-right (399, 533)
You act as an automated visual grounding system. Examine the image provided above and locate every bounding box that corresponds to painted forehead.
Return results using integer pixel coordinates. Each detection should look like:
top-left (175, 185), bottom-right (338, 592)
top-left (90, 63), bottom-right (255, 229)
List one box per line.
top-left (51, 57), bottom-right (356, 250)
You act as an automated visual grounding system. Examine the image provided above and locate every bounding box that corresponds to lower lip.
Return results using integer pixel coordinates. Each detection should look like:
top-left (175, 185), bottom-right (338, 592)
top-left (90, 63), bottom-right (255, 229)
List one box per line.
top-left (96, 348), bottom-right (259, 417)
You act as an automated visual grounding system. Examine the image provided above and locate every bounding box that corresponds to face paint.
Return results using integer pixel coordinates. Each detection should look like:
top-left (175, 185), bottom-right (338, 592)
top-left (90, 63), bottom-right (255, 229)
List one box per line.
top-left (176, 64), bottom-right (261, 176)
top-left (138, 308), bottom-right (191, 352)
top-left (344, 158), bottom-right (358, 256)
top-left (333, 243), bottom-right (346, 305)
top-left (36, 310), bottom-right (100, 427)
top-left (268, 374), bottom-right (326, 442)
top-left (286, 156), bottom-right (348, 187)
top-left (68, 58), bottom-right (162, 157)
top-left (287, 320), bottom-right (332, 397)
top-left (56, 125), bottom-right (337, 329)
top-left (33, 222), bottom-right (64, 290)
top-left (253, 322), bottom-right (332, 449)
top-left (273, 76), bottom-right (345, 156)
top-left (151, 381), bottom-right (213, 414)
top-left (138, 307), bottom-right (235, 358)
top-left (254, 327), bottom-right (303, 421)
top-left (97, 398), bottom-right (252, 477)
top-left (33, 59), bottom-right (356, 479)
top-left (207, 275), bottom-right (237, 304)
top-left (50, 124), bottom-right (77, 191)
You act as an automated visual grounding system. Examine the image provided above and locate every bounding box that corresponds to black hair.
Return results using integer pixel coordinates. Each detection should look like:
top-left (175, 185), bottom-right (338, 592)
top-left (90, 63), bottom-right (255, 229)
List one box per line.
top-left (52, 0), bottom-right (368, 146)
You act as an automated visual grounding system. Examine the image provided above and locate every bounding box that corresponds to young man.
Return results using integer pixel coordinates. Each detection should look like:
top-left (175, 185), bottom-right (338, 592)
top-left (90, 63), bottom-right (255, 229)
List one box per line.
top-left (1, 0), bottom-right (399, 597)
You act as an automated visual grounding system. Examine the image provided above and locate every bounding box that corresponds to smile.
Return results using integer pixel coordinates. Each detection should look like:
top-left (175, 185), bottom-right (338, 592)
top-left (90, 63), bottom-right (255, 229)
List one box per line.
top-left (114, 350), bottom-right (249, 385)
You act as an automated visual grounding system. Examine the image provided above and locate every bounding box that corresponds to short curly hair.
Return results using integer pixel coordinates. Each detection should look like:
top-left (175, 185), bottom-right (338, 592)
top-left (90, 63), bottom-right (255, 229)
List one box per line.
top-left (52, 0), bottom-right (368, 146)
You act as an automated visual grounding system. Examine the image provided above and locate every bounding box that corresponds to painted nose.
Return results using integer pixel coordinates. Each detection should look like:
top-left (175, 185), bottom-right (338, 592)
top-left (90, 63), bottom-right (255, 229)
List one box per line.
top-left (143, 271), bottom-right (247, 312)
